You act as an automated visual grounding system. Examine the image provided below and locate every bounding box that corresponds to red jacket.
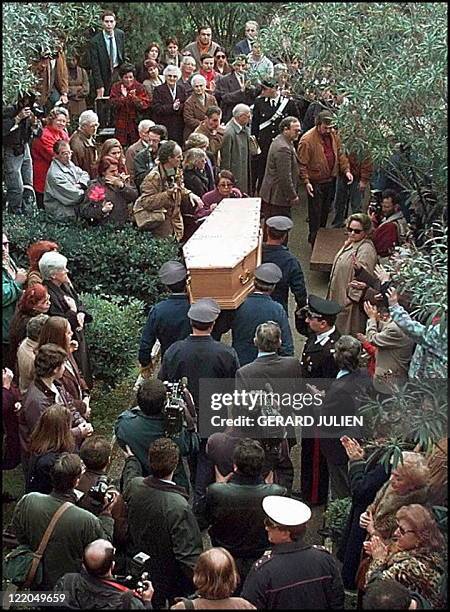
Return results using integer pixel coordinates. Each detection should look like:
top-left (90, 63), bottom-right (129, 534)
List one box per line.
top-left (31, 125), bottom-right (69, 193)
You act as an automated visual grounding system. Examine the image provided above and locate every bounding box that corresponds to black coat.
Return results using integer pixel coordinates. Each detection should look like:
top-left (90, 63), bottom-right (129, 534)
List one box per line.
top-left (150, 83), bottom-right (189, 146)
top-left (262, 244), bottom-right (307, 313)
top-left (44, 280), bottom-right (93, 387)
top-left (215, 72), bottom-right (257, 124)
top-left (89, 29), bottom-right (126, 93)
top-left (337, 458), bottom-right (390, 590)
top-left (241, 539), bottom-right (345, 609)
top-left (183, 167), bottom-right (210, 198)
top-left (251, 96), bottom-right (299, 153)
top-left (236, 353), bottom-right (302, 389)
top-left (299, 328), bottom-right (341, 379)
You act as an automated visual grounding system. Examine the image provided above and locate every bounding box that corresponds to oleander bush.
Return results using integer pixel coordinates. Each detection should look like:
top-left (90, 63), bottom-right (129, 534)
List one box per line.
top-left (4, 211), bottom-right (179, 308)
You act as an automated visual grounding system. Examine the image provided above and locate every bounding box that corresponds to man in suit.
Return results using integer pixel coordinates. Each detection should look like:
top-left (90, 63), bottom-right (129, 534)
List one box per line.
top-left (89, 11), bottom-right (126, 98)
top-left (297, 294), bottom-right (342, 505)
top-left (234, 21), bottom-right (259, 56)
top-left (260, 116), bottom-right (301, 220)
top-left (262, 216), bottom-right (307, 314)
top-left (231, 263), bottom-right (294, 367)
top-left (220, 103), bottom-right (253, 194)
top-left (215, 55), bottom-right (257, 124)
top-left (252, 79), bottom-right (300, 193)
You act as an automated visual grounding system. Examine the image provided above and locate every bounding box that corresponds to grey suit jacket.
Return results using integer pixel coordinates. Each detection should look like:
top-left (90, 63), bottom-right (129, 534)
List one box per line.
top-left (259, 133), bottom-right (300, 206)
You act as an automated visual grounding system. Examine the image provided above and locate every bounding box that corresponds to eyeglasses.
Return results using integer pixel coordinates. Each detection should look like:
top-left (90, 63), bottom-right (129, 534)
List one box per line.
top-left (395, 523), bottom-right (415, 536)
top-left (347, 227), bottom-right (363, 234)
top-left (216, 54), bottom-right (226, 59)
top-left (219, 182), bottom-right (233, 188)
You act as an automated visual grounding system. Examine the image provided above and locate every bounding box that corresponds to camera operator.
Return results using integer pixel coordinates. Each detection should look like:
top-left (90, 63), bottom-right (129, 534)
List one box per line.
top-left (115, 379), bottom-right (197, 492)
top-left (369, 188), bottom-right (408, 259)
top-left (2, 93), bottom-right (41, 214)
top-left (54, 539), bottom-right (154, 609)
top-left (77, 435), bottom-right (128, 550)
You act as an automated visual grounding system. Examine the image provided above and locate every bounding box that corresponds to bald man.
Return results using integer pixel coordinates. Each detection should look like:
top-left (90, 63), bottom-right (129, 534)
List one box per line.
top-left (54, 539), bottom-right (154, 608)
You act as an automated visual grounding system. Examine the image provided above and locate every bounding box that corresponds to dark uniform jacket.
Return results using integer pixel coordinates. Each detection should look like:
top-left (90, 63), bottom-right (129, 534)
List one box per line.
top-left (251, 96), bottom-right (299, 154)
top-left (122, 457), bottom-right (202, 604)
top-left (114, 408), bottom-right (194, 489)
top-left (241, 539), bottom-right (345, 609)
top-left (89, 29), bottom-right (126, 93)
top-left (194, 473), bottom-right (287, 559)
top-left (159, 335), bottom-right (240, 407)
top-left (262, 244), bottom-right (307, 313)
top-left (138, 294), bottom-right (191, 367)
top-left (231, 293), bottom-right (294, 367)
top-left (299, 327), bottom-right (341, 379)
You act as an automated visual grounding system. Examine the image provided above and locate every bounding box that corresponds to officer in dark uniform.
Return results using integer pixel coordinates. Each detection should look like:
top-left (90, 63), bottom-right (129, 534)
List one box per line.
top-left (242, 495), bottom-right (345, 609)
top-left (231, 263), bottom-right (294, 367)
top-left (297, 294), bottom-right (342, 505)
top-left (262, 216), bottom-right (307, 314)
top-left (159, 298), bottom-right (240, 500)
top-left (138, 260), bottom-right (191, 378)
top-left (252, 78), bottom-right (300, 192)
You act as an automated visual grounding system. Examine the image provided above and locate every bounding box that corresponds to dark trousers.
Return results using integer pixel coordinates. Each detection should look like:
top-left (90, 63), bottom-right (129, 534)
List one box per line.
top-left (307, 179), bottom-right (336, 245)
top-left (36, 192), bottom-right (45, 210)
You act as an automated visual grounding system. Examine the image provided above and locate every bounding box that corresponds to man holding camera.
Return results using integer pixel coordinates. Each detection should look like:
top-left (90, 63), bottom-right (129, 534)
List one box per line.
top-left (370, 188), bottom-right (408, 259)
top-left (2, 93), bottom-right (40, 214)
top-left (54, 539), bottom-right (154, 608)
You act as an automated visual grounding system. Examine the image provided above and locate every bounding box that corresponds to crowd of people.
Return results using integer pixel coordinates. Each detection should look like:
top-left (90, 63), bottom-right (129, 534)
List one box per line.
top-left (2, 9), bottom-right (448, 611)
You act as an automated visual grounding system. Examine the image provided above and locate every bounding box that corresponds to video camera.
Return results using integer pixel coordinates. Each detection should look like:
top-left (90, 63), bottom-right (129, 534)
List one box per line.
top-left (368, 189), bottom-right (383, 217)
top-left (162, 378), bottom-right (196, 437)
top-left (118, 552), bottom-right (151, 591)
top-left (17, 93), bottom-right (45, 118)
top-left (77, 475), bottom-right (115, 515)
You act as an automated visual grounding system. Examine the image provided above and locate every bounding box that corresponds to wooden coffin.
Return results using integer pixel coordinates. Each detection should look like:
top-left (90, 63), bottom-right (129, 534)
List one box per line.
top-left (183, 198), bottom-right (262, 309)
top-left (310, 227), bottom-right (346, 272)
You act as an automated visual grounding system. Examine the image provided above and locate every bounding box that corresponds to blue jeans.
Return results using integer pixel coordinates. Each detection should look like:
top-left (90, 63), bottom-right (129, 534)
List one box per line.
top-left (4, 143), bottom-right (34, 214)
top-left (332, 177), bottom-right (363, 226)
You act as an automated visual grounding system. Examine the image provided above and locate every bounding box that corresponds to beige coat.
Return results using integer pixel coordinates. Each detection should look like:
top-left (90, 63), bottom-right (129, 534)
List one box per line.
top-left (135, 163), bottom-right (190, 240)
top-left (365, 318), bottom-right (414, 393)
top-left (183, 93), bottom-right (218, 141)
top-left (327, 238), bottom-right (378, 335)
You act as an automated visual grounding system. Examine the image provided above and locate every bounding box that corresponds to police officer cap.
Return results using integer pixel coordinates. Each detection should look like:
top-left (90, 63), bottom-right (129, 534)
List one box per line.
top-left (263, 495), bottom-right (312, 526)
top-left (260, 77), bottom-right (277, 89)
top-left (159, 261), bottom-right (187, 285)
top-left (188, 298), bottom-right (221, 323)
top-left (254, 263), bottom-right (282, 284)
top-left (308, 294), bottom-right (342, 317)
top-left (266, 216), bottom-right (294, 232)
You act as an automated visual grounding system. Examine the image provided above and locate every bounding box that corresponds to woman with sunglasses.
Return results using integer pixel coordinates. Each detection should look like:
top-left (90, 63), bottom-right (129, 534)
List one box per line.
top-left (364, 504), bottom-right (446, 608)
top-left (327, 212), bottom-right (378, 335)
top-left (214, 47), bottom-right (232, 76)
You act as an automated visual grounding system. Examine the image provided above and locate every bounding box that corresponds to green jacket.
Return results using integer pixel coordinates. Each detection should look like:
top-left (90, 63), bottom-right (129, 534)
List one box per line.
top-left (12, 491), bottom-right (114, 590)
top-left (122, 457), bottom-right (202, 602)
top-left (2, 263), bottom-right (23, 343)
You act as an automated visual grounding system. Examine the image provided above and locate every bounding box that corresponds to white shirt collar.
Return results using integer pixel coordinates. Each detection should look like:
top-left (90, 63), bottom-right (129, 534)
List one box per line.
top-left (315, 325), bottom-right (336, 345)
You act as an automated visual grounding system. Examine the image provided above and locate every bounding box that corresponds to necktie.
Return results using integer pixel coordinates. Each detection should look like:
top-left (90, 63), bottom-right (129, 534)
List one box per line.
top-left (108, 36), bottom-right (114, 70)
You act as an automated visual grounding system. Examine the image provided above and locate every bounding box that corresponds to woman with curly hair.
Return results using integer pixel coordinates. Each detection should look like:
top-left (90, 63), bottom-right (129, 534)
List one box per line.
top-left (364, 504), bottom-right (446, 608)
top-left (97, 138), bottom-right (128, 176)
top-left (26, 240), bottom-right (59, 288)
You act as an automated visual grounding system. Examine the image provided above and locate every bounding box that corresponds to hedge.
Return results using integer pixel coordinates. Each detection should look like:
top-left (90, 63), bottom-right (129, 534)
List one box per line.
top-left (4, 211), bottom-right (179, 308)
top-left (81, 292), bottom-right (145, 389)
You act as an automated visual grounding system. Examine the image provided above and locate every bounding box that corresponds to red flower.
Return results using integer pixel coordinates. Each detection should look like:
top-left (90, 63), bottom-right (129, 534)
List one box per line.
top-left (88, 185), bottom-right (106, 202)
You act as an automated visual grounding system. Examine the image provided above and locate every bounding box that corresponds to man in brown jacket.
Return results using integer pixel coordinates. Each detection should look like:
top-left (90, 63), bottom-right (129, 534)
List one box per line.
top-left (193, 106), bottom-right (225, 166)
top-left (69, 110), bottom-right (100, 178)
top-left (260, 116), bottom-right (301, 220)
top-left (298, 111), bottom-right (353, 245)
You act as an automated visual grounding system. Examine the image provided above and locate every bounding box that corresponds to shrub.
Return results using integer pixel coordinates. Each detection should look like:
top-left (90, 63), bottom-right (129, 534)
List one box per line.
top-left (322, 497), bottom-right (352, 544)
top-left (4, 211), bottom-right (179, 307)
top-left (81, 292), bottom-right (145, 389)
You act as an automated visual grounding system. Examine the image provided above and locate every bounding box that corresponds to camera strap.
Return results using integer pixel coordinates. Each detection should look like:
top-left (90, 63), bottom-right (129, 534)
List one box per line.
top-left (99, 578), bottom-right (132, 592)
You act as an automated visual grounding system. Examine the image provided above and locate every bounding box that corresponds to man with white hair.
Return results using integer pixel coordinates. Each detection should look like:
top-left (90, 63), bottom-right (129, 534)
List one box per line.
top-left (152, 65), bottom-right (189, 146)
top-left (125, 119), bottom-right (155, 182)
top-left (220, 103), bottom-right (252, 193)
top-left (234, 20), bottom-right (259, 56)
top-left (69, 110), bottom-right (99, 177)
top-left (183, 74), bottom-right (218, 141)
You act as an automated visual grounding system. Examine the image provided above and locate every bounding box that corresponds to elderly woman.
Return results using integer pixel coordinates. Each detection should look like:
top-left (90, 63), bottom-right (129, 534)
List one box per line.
top-left (151, 65), bottom-right (189, 146)
top-left (179, 56), bottom-right (196, 95)
top-left (39, 251), bottom-right (93, 387)
top-left (31, 106), bottom-right (70, 209)
top-left (69, 109), bottom-right (99, 178)
top-left (19, 344), bottom-right (91, 463)
top-left (3, 233), bottom-right (27, 368)
top-left (142, 59), bottom-right (165, 97)
top-left (134, 140), bottom-right (203, 241)
top-left (81, 156), bottom-right (138, 227)
top-left (316, 335), bottom-right (371, 500)
top-left (182, 147), bottom-right (210, 241)
top-left (26, 240), bottom-right (59, 288)
top-left (364, 504), bottom-right (446, 608)
top-left (8, 283), bottom-right (51, 371)
top-left (171, 548), bottom-right (255, 610)
top-left (200, 170), bottom-right (243, 217)
top-left (185, 132), bottom-right (215, 190)
top-left (183, 74), bottom-right (218, 141)
top-left (327, 213), bottom-right (378, 335)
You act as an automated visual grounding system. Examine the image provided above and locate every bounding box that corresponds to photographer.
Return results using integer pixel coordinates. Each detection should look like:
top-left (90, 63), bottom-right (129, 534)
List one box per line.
top-left (115, 379), bottom-right (197, 491)
top-left (2, 93), bottom-right (41, 214)
top-left (77, 435), bottom-right (128, 549)
top-left (370, 189), bottom-right (408, 258)
top-left (54, 539), bottom-right (154, 609)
